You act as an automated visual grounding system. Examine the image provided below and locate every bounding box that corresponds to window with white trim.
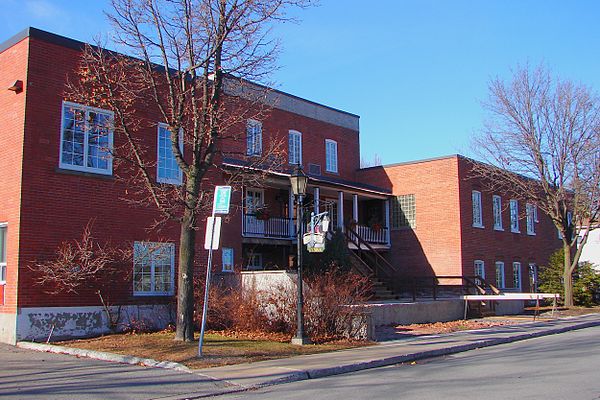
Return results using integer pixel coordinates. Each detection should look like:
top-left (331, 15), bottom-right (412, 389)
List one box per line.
top-left (495, 261), bottom-right (505, 289)
top-left (222, 247), bottom-right (234, 272)
top-left (493, 195), bottom-right (503, 230)
top-left (60, 102), bottom-right (113, 175)
top-left (510, 199), bottom-right (519, 233)
top-left (474, 260), bottom-right (485, 285)
top-left (325, 139), bottom-right (338, 173)
top-left (133, 242), bottom-right (175, 296)
top-left (288, 130), bottom-right (302, 165)
top-left (472, 191), bottom-right (483, 228)
top-left (526, 203), bottom-right (536, 235)
top-left (513, 262), bottom-right (522, 290)
top-left (246, 119), bottom-right (262, 156)
top-left (528, 263), bottom-right (538, 292)
top-left (157, 124), bottom-right (183, 185)
top-left (246, 253), bottom-right (262, 270)
top-left (0, 225), bottom-right (6, 284)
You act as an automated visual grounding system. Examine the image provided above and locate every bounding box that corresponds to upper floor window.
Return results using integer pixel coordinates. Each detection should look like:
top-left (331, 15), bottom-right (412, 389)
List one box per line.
top-left (288, 130), bottom-right (302, 165)
top-left (493, 195), bottom-right (503, 230)
top-left (133, 242), bottom-right (175, 296)
top-left (526, 203), bottom-right (536, 235)
top-left (325, 139), bottom-right (338, 173)
top-left (157, 124), bottom-right (183, 185)
top-left (246, 119), bottom-right (262, 156)
top-left (0, 224), bottom-right (6, 284)
top-left (472, 191), bottom-right (483, 228)
top-left (391, 194), bottom-right (416, 229)
top-left (510, 199), bottom-right (520, 233)
top-left (60, 102), bottom-right (113, 175)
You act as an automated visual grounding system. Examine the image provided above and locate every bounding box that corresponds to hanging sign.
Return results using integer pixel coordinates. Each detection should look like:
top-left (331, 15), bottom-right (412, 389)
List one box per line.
top-left (213, 186), bottom-right (232, 214)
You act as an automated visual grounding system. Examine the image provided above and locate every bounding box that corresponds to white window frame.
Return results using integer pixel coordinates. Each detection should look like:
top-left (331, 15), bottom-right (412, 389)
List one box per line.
top-left (325, 139), bottom-right (338, 173)
top-left (246, 119), bottom-right (262, 156)
top-left (133, 242), bottom-right (175, 296)
top-left (495, 261), bottom-right (505, 289)
top-left (510, 199), bottom-right (520, 233)
top-left (492, 195), bottom-right (503, 231)
top-left (529, 263), bottom-right (538, 292)
top-left (513, 262), bottom-right (522, 290)
top-left (157, 123), bottom-right (183, 185)
top-left (526, 203), bottom-right (536, 235)
top-left (247, 253), bottom-right (263, 270)
top-left (288, 130), bottom-right (302, 165)
top-left (0, 223), bottom-right (6, 284)
top-left (222, 247), bottom-right (234, 273)
top-left (59, 101), bottom-right (114, 175)
top-left (474, 260), bottom-right (485, 284)
top-left (472, 191), bottom-right (483, 228)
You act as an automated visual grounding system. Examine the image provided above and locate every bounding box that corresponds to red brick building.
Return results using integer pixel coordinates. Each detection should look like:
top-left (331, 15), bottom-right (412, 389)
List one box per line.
top-left (358, 155), bottom-right (561, 293)
top-left (0, 28), bottom-right (560, 343)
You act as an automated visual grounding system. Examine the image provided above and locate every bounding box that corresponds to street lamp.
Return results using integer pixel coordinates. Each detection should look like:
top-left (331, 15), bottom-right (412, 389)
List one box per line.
top-left (289, 164), bottom-right (310, 345)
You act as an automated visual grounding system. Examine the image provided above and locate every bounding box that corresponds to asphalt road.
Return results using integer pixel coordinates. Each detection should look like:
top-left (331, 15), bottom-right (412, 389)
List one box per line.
top-left (219, 326), bottom-right (600, 400)
top-left (0, 343), bottom-right (231, 400)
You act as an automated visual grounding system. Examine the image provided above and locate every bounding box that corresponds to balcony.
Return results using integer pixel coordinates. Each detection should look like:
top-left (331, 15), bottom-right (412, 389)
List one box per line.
top-left (243, 214), bottom-right (295, 239)
top-left (351, 223), bottom-right (389, 245)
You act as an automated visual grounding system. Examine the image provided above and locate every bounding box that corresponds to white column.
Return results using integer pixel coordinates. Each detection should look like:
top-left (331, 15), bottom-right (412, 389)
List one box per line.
top-left (288, 187), bottom-right (295, 238)
top-left (352, 194), bottom-right (359, 223)
top-left (314, 187), bottom-right (320, 214)
top-left (338, 191), bottom-right (344, 231)
top-left (385, 199), bottom-right (391, 246)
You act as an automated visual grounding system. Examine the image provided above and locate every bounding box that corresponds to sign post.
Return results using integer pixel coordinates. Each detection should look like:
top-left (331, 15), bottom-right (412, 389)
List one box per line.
top-left (198, 186), bottom-right (231, 356)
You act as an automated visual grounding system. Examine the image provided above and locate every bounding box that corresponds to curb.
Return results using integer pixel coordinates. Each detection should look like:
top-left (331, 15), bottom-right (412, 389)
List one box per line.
top-left (16, 341), bottom-right (192, 373)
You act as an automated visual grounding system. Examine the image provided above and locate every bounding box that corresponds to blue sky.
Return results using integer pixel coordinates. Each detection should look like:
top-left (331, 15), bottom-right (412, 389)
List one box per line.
top-left (2, 0), bottom-right (600, 165)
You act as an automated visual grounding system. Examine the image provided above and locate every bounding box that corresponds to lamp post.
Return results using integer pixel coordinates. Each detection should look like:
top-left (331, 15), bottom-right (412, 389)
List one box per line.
top-left (289, 164), bottom-right (310, 345)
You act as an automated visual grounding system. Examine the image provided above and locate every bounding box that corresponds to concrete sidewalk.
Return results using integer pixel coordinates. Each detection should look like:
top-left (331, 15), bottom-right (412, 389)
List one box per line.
top-left (194, 313), bottom-right (600, 392)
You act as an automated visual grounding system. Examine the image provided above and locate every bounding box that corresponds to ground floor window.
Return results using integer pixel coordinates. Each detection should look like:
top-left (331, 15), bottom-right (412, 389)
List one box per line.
top-left (495, 261), bottom-right (505, 289)
top-left (513, 262), bottom-right (522, 290)
top-left (133, 242), bottom-right (175, 296)
top-left (222, 248), bottom-right (234, 272)
top-left (474, 260), bottom-right (485, 285)
top-left (529, 263), bottom-right (538, 292)
top-left (0, 224), bottom-right (6, 284)
top-left (246, 253), bottom-right (263, 270)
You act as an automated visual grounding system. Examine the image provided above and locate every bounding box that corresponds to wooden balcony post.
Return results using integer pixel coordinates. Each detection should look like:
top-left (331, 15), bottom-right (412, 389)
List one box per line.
top-left (338, 191), bottom-right (344, 232)
top-left (352, 194), bottom-right (358, 223)
top-left (384, 199), bottom-right (391, 246)
top-left (314, 187), bottom-right (320, 214)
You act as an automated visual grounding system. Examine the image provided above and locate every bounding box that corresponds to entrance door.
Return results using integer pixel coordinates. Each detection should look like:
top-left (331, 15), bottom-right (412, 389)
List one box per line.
top-left (245, 188), bottom-right (265, 235)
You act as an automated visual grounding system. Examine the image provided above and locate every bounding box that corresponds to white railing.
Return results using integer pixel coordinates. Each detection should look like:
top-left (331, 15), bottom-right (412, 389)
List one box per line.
top-left (243, 214), bottom-right (294, 239)
top-left (353, 223), bottom-right (388, 244)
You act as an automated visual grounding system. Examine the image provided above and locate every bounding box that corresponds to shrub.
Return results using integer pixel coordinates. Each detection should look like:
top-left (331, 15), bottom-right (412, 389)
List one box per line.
top-left (539, 249), bottom-right (600, 307)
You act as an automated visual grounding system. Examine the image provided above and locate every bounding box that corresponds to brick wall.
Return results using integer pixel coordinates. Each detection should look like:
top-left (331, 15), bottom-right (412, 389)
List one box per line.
top-left (0, 37), bottom-right (29, 314)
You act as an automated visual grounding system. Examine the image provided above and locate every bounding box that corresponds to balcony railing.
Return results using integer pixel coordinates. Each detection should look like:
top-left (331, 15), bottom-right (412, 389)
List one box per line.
top-left (243, 214), bottom-right (295, 239)
top-left (350, 223), bottom-right (389, 245)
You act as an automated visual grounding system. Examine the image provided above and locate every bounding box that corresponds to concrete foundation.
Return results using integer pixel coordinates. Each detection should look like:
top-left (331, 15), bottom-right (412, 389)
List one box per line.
top-left (0, 313), bottom-right (17, 344)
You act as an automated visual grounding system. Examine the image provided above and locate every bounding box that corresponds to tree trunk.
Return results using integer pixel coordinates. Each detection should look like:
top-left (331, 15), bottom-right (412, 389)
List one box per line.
top-left (175, 206), bottom-right (196, 342)
top-left (563, 241), bottom-right (574, 307)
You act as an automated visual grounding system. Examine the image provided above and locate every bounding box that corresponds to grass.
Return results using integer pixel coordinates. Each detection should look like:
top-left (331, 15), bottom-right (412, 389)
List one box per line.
top-left (58, 330), bottom-right (370, 369)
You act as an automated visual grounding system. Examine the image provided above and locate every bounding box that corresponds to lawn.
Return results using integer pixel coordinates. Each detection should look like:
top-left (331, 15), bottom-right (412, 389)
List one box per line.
top-left (59, 330), bottom-right (370, 369)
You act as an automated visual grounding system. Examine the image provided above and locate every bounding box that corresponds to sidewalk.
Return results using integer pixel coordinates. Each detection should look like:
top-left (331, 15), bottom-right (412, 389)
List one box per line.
top-left (193, 313), bottom-right (600, 392)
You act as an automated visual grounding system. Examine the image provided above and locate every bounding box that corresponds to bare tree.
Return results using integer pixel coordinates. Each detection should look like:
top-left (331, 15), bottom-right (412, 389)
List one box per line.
top-left (360, 153), bottom-right (382, 168)
top-left (67, 0), bottom-right (309, 341)
top-left (472, 65), bottom-right (600, 306)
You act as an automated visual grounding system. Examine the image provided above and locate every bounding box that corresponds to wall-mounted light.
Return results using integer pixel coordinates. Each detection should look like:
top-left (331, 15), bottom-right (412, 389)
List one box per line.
top-left (7, 80), bottom-right (23, 93)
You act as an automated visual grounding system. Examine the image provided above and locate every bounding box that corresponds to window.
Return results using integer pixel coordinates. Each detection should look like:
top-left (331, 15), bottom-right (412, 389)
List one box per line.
top-left (495, 261), bottom-right (505, 289)
top-left (133, 242), bottom-right (175, 296)
top-left (246, 120), bottom-right (262, 156)
top-left (157, 124), bottom-right (183, 184)
top-left (474, 260), bottom-right (485, 285)
top-left (391, 194), bottom-right (416, 229)
top-left (510, 199), bottom-right (519, 233)
top-left (325, 139), bottom-right (338, 173)
top-left (222, 248), bottom-right (234, 272)
top-left (526, 203), bottom-right (536, 235)
top-left (246, 253), bottom-right (262, 270)
top-left (288, 130), bottom-right (302, 165)
top-left (472, 191), bottom-right (483, 228)
top-left (513, 262), bottom-right (522, 290)
top-left (0, 225), bottom-right (6, 284)
top-left (493, 195), bottom-right (503, 230)
top-left (60, 102), bottom-right (113, 175)
top-left (529, 263), bottom-right (538, 292)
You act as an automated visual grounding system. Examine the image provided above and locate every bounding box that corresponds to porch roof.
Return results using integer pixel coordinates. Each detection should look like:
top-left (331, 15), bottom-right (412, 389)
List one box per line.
top-left (222, 158), bottom-right (392, 198)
